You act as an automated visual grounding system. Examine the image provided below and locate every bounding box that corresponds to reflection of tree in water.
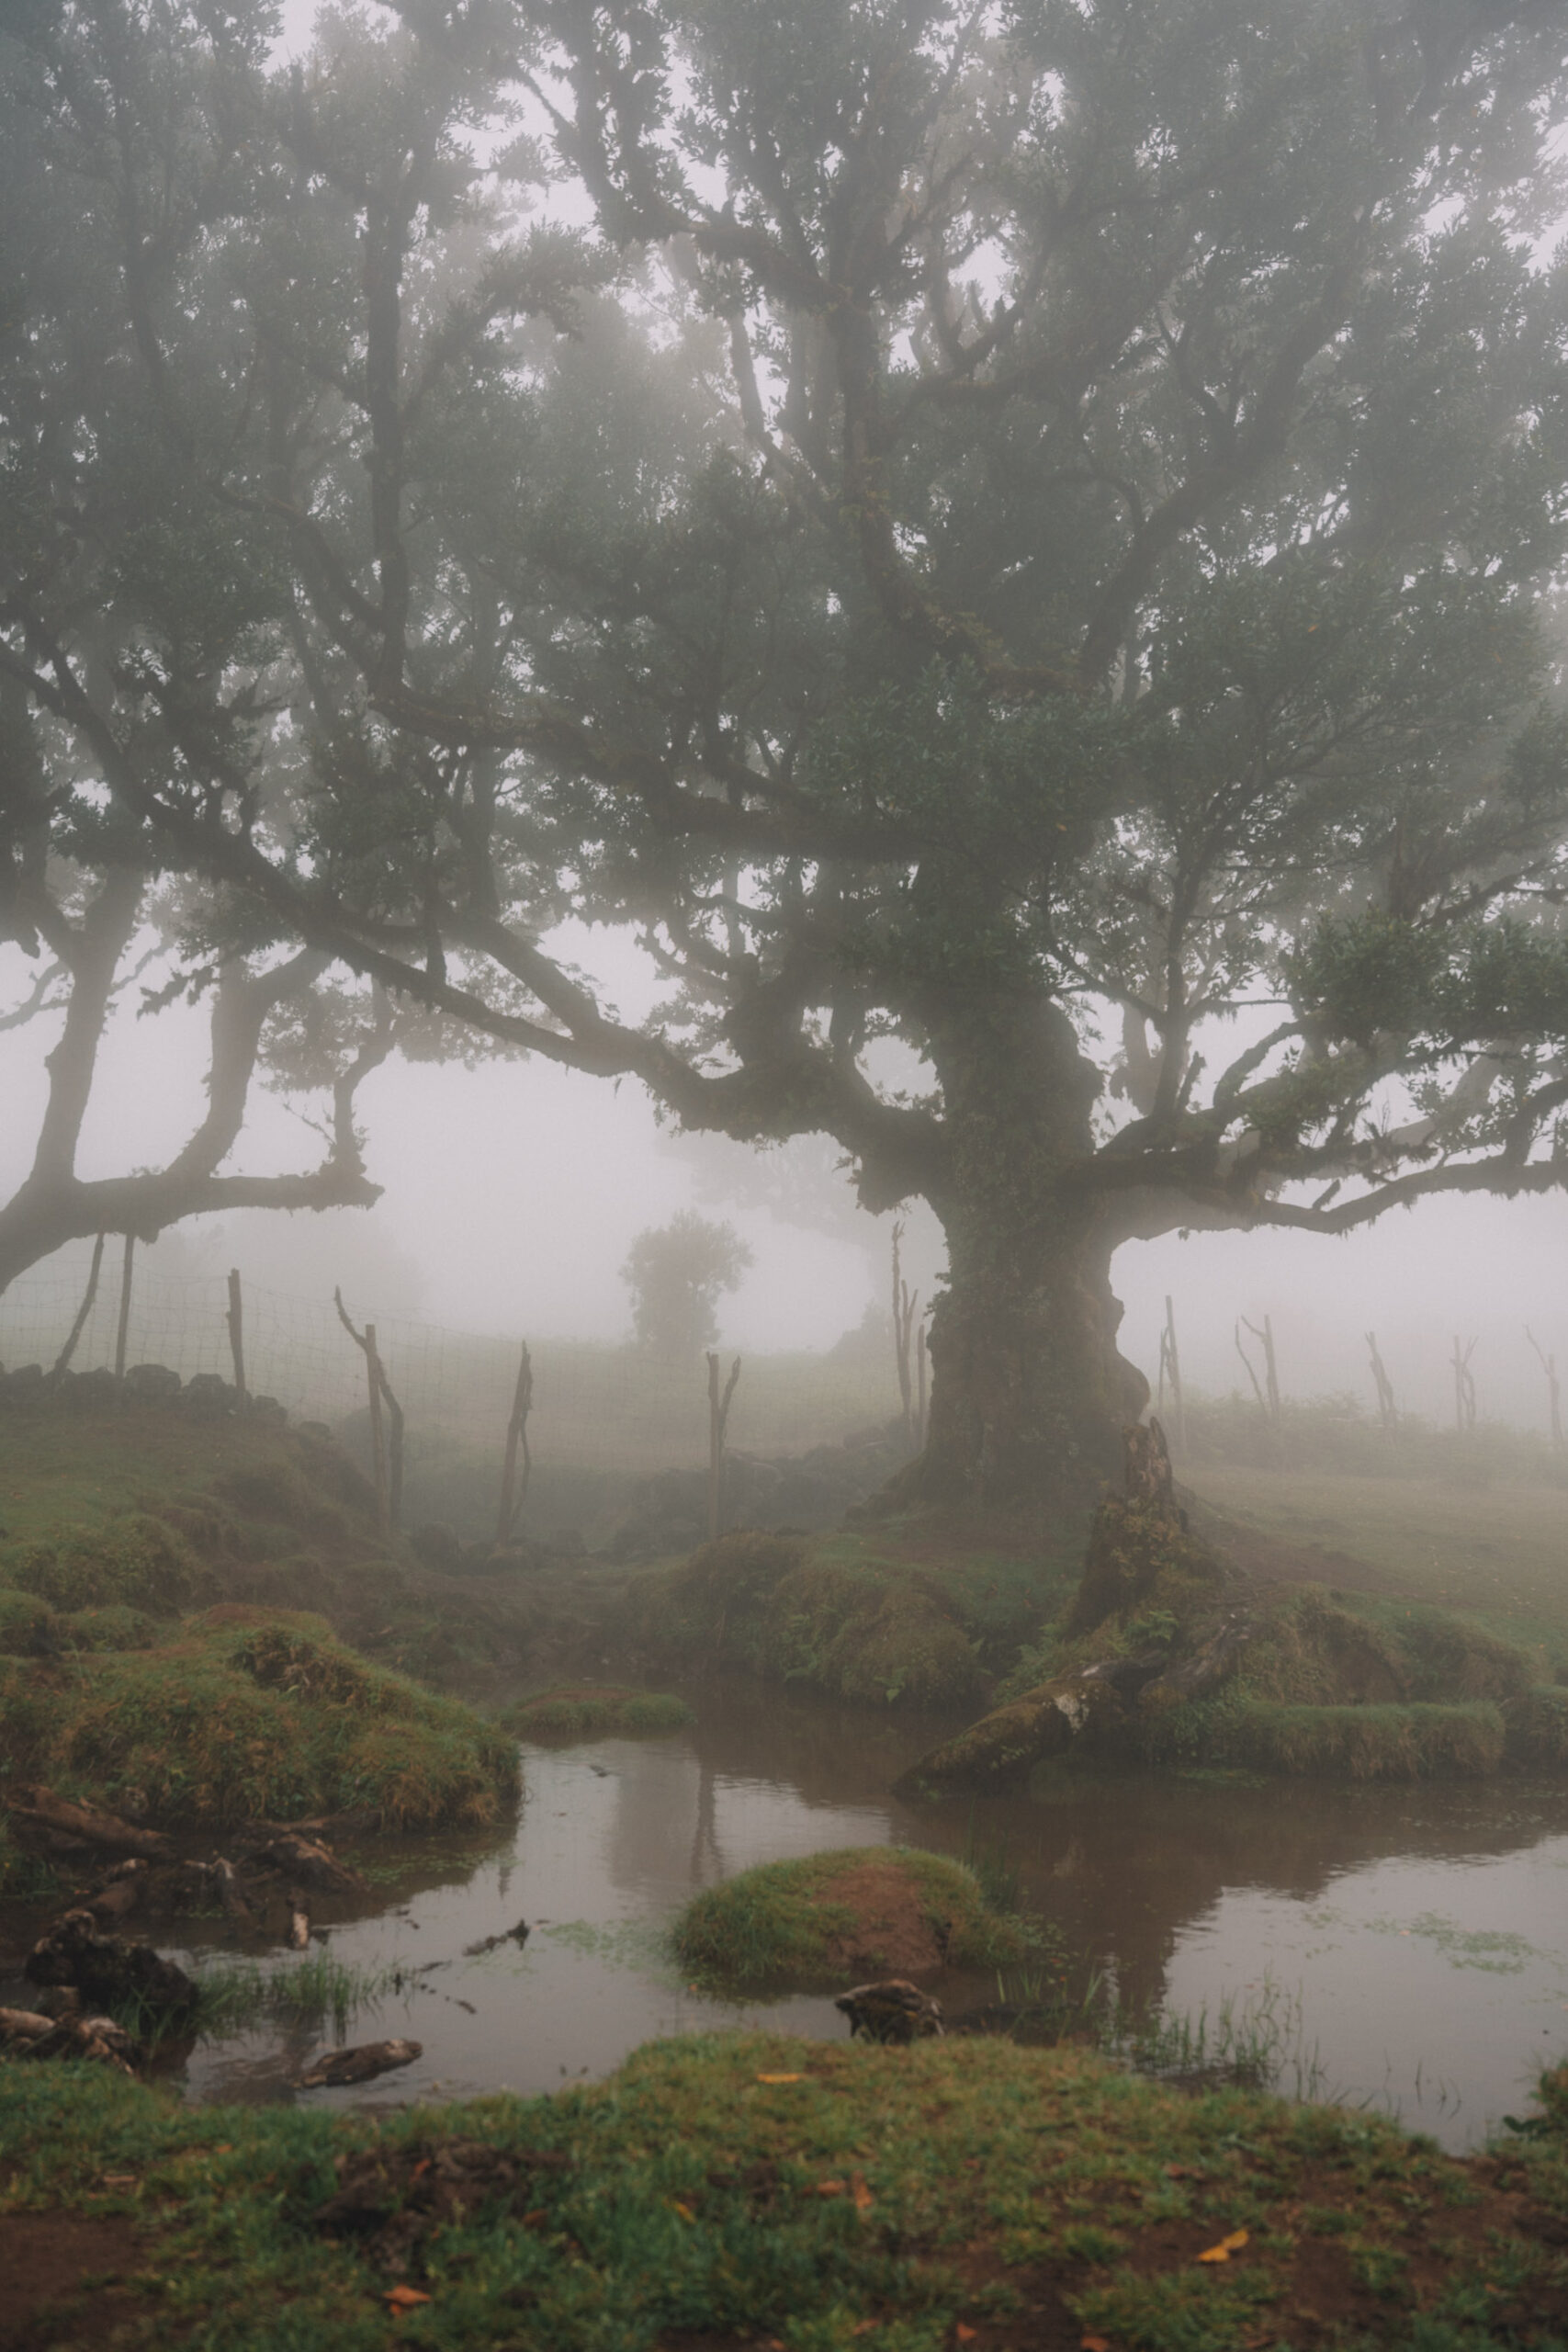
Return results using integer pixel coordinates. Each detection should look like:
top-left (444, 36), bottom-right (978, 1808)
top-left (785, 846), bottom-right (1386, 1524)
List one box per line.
top-left (910, 1776), bottom-right (1568, 2014)
top-left (688, 1758), bottom-right (726, 1888)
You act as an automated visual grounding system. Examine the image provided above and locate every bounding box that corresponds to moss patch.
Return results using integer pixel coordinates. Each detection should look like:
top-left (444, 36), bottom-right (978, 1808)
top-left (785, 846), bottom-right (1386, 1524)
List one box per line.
top-left (504, 1685), bottom-right (694, 1741)
top-left (1, 2032), bottom-right (1565, 2349)
top-left (0, 1610), bottom-right (519, 1828)
top-left (672, 1846), bottom-right (1034, 1990)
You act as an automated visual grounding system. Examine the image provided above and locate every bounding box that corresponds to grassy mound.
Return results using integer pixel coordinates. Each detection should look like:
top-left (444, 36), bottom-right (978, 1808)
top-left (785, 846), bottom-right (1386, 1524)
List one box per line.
top-left (504, 1686), bottom-right (694, 1741)
top-left (621, 1519), bottom-right (1076, 1710)
top-left (2, 2033), bottom-right (1565, 2350)
top-left (0, 1610), bottom-right (519, 1834)
top-left (672, 1846), bottom-right (1034, 1989)
top-left (1228, 1697), bottom-right (1506, 1779)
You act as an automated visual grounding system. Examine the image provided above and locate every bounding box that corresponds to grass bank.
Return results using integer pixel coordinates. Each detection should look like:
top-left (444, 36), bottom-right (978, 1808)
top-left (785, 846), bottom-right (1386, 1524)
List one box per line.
top-left (502, 1685), bottom-right (694, 1741)
top-left (0, 1611), bottom-right (518, 1859)
top-left (619, 1517), bottom-right (1087, 1712)
top-left (673, 1848), bottom-right (1035, 1991)
top-left (3, 2031), bottom-right (1565, 2349)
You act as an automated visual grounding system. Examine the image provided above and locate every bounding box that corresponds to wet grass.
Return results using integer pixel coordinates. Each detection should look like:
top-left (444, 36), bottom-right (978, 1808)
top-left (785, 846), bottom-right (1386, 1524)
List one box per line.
top-left (672, 1846), bottom-right (1037, 1991)
top-left (0, 1610), bottom-right (520, 1829)
top-left (503, 1685), bottom-right (694, 1741)
top-left (1, 2030), bottom-right (1565, 2349)
top-left (119, 1953), bottom-right (412, 2052)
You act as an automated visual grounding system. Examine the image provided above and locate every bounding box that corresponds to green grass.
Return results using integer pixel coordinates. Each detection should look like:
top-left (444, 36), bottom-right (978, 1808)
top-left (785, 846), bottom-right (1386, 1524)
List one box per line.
top-left (672, 1846), bottom-right (1036, 1990)
top-left (0, 1610), bottom-right (520, 1829)
top-left (1, 2031), bottom-right (1565, 2349)
top-left (503, 1685), bottom-right (694, 1741)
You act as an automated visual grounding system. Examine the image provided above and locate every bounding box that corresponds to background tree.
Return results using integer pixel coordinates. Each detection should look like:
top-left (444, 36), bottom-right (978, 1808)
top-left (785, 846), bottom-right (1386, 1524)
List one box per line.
top-left (622, 1211), bottom-right (753, 1359)
top-left (5, 0), bottom-right (1568, 1502)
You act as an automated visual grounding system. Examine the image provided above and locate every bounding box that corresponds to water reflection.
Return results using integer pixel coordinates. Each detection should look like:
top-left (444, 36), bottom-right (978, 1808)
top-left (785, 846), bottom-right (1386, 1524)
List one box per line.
top-left (157, 1675), bottom-right (1568, 2150)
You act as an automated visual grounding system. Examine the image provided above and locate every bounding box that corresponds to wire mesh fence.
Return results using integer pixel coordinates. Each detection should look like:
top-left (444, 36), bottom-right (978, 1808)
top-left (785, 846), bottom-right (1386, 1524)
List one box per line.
top-left (0, 1262), bottom-right (900, 1476)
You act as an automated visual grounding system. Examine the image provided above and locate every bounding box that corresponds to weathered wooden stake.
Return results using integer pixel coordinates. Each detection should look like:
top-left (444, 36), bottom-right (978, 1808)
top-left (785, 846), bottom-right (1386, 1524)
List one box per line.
top-left (496, 1340), bottom-right (535, 1544)
top-left (1526, 1327), bottom-right (1562, 1448)
top-left (52, 1233), bottom-right (106, 1379)
top-left (891, 1222), bottom-right (919, 1451)
top-left (1366, 1330), bottom-right (1397, 1437)
top-left (1156, 1295), bottom-right (1187, 1453)
top-left (225, 1268), bottom-right (247, 1408)
top-left (334, 1289), bottom-right (404, 1534)
top-left (706, 1351), bottom-right (741, 1543)
top-left (113, 1233), bottom-right (135, 1383)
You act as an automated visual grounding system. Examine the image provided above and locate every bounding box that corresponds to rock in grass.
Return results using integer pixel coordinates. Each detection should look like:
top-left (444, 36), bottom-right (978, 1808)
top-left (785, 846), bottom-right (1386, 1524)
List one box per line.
top-left (298, 2038), bottom-right (423, 2089)
top-left (835, 1979), bottom-right (944, 2043)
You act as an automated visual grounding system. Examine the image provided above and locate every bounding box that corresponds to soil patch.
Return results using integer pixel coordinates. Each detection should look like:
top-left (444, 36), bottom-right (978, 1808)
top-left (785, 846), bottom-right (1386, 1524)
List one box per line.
top-left (815, 1857), bottom-right (951, 1976)
top-left (0, 2207), bottom-right (150, 2350)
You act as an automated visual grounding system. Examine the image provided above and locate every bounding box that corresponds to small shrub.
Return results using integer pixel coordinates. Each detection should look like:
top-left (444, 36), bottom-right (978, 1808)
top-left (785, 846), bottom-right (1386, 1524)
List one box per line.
top-left (11, 1513), bottom-right (213, 1616)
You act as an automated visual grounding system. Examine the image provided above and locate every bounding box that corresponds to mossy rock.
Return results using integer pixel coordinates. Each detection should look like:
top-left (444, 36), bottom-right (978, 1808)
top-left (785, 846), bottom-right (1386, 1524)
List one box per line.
top-left (673, 1847), bottom-right (1034, 1990)
top-left (506, 1686), bottom-right (694, 1741)
top-left (9, 1513), bottom-right (215, 1616)
top-left (0, 1610), bottom-right (520, 1827)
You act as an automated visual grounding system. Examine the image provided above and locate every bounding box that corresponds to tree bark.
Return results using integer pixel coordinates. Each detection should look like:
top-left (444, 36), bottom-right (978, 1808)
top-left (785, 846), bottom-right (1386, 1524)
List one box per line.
top-left (908, 995), bottom-right (1147, 1507)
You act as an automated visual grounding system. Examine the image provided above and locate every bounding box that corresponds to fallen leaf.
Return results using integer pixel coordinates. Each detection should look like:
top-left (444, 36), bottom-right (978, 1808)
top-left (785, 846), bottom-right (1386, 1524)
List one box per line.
top-left (815, 2178), bottom-right (847, 2198)
top-left (852, 2324), bottom-right (878, 2338)
top-left (852, 2175), bottom-right (874, 2216)
top-left (520, 2209), bottom-right (547, 2228)
top-left (757, 2072), bottom-right (805, 2085)
top-left (955, 2328), bottom-right (979, 2346)
top-left (1197, 2228), bottom-right (1250, 2264)
top-left (1082, 2337), bottom-right (1112, 2351)
top-left (383, 2285), bottom-right (433, 2310)
top-left (101, 2175), bottom-right (138, 2188)
top-left (671, 2200), bottom-right (696, 2222)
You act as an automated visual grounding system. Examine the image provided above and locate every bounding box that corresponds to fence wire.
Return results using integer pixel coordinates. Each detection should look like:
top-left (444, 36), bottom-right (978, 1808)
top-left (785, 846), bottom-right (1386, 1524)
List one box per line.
top-left (0, 1263), bottom-right (898, 1474)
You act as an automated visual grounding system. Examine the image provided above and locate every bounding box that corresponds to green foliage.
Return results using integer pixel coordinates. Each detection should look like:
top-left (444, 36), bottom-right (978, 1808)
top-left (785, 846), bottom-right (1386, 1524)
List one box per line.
top-left (623, 1527), bottom-right (994, 1709)
top-left (1230, 1700), bottom-right (1506, 1781)
top-left (0, 1611), bottom-right (520, 1827)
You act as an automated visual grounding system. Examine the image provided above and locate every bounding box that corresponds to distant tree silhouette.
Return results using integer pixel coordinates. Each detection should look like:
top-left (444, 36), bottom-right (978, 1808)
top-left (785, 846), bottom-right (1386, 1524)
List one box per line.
top-left (623, 1214), bottom-right (752, 1359)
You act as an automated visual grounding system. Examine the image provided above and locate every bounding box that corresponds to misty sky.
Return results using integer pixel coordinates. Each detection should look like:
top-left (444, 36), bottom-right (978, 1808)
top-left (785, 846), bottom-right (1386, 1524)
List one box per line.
top-left (3, 927), bottom-right (1565, 1437)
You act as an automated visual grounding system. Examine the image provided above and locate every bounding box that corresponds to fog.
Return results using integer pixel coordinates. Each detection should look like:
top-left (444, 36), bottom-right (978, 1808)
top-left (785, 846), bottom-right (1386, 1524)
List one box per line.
top-left (3, 939), bottom-right (1564, 1438)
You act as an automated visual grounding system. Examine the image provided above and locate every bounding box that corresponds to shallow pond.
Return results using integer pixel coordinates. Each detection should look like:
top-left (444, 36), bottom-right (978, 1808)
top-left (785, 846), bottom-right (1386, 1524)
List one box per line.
top-left (89, 1681), bottom-right (1568, 2147)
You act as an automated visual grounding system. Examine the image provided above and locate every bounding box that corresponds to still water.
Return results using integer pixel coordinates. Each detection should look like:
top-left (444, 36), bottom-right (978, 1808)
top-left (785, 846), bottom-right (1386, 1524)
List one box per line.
top-left (170, 1679), bottom-right (1568, 2151)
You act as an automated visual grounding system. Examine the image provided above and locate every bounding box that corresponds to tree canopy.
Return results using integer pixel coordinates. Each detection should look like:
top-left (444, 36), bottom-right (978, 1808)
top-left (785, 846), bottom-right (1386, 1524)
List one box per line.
top-left (3, 0), bottom-right (1568, 1495)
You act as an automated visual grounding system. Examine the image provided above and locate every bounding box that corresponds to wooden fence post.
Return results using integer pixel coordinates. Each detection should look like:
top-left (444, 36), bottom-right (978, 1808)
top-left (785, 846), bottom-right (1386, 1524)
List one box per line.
top-left (706, 1351), bottom-right (741, 1543)
top-left (51, 1234), bottom-right (105, 1380)
top-left (891, 1222), bottom-right (919, 1451)
top-left (1157, 1295), bottom-right (1187, 1454)
top-left (113, 1233), bottom-right (135, 1384)
top-left (496, 1341), bottom-right (535, 1544)
top-left (1526, 1328), bottom-right (1563, 1448)
top-left (334, 1290), bottom-right (403, 1534)
top-left (1366, 1330), bottom-right (1397, 1438)
top-left (225, 1269), bottom-right (247, 1409)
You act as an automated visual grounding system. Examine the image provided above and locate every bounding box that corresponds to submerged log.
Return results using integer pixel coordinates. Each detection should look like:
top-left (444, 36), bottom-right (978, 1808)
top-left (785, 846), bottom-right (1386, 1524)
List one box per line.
top-left (13, 1785), bottom-right (175, 1862)
top-left (248, 1831), bottom-right (367, 1897)
top-left (298, 2038), bottom-right (422, 2089)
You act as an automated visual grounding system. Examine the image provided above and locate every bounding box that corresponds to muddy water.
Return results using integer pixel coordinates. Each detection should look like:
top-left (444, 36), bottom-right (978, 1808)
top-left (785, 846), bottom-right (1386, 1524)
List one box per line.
top-left (158, 1680), bottom-right (1568, 2149)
